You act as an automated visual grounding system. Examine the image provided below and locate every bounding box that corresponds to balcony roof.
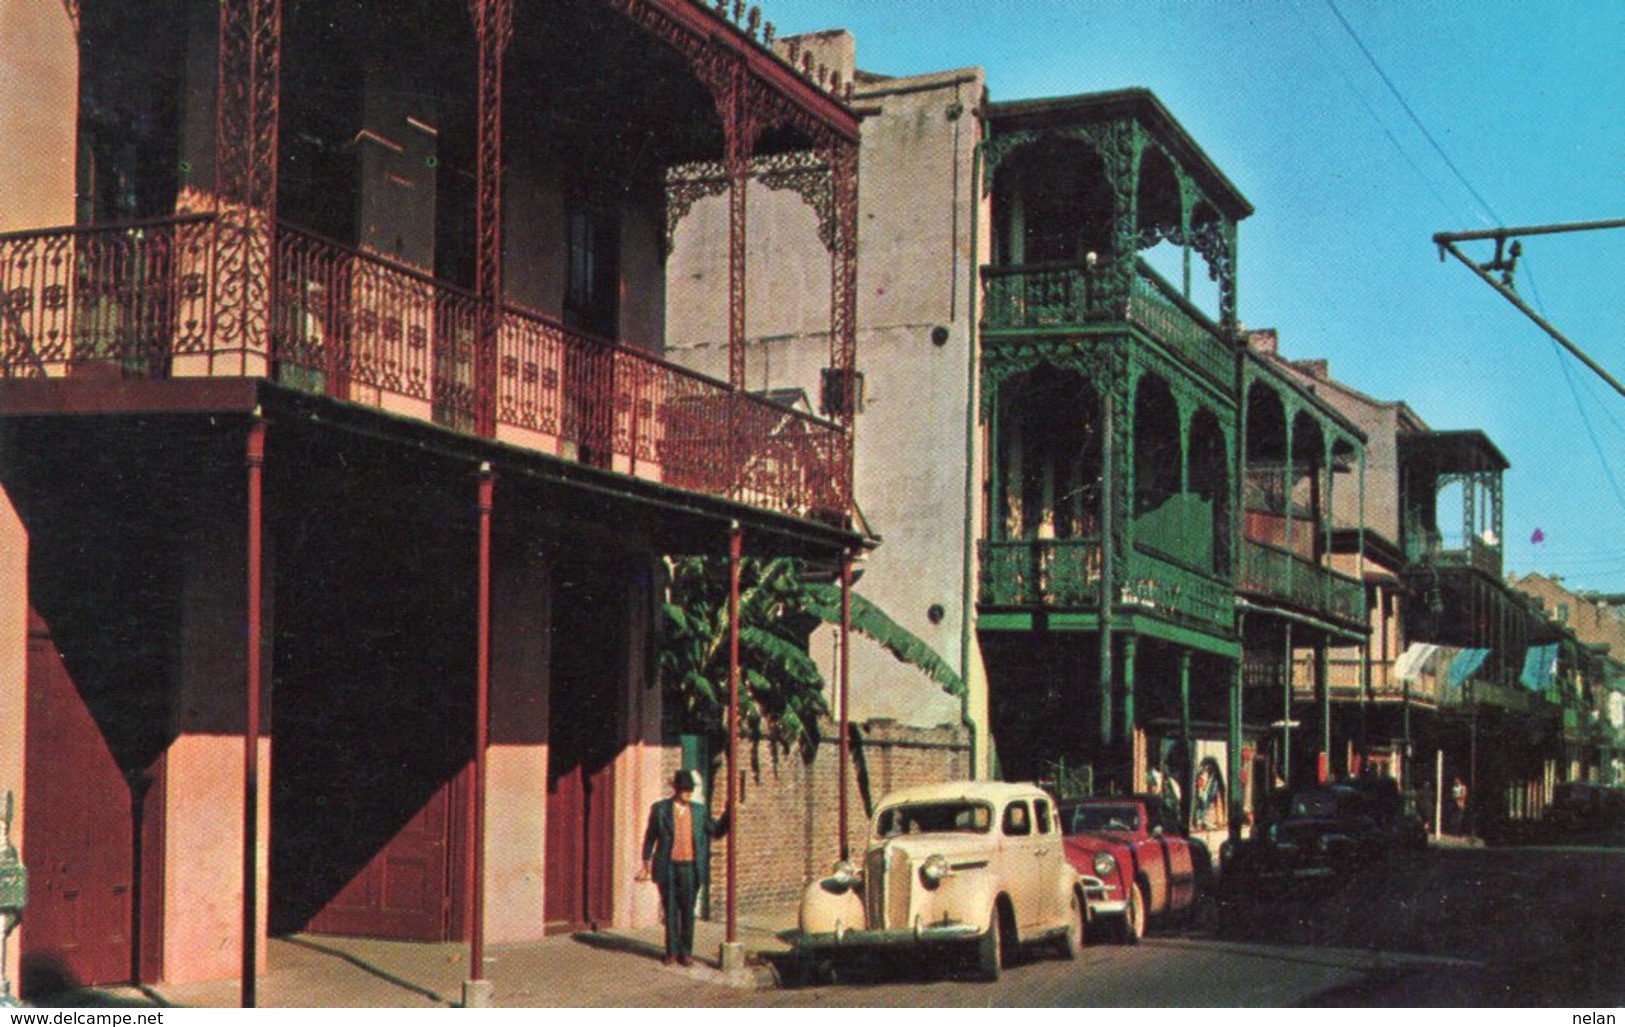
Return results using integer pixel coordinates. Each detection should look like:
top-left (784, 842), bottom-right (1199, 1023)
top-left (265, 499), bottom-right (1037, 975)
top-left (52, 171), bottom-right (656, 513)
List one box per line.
top-left (1398, 429), bottom-right (1510, 474)
top-left (986, 87), bottom-right (1253, 221)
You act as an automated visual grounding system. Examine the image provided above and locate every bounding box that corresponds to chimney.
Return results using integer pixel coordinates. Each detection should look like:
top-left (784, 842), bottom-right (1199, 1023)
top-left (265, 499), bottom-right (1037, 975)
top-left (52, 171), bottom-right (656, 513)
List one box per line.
top-left (1245, 328), bottom-right (1278, 355)
top-left (775, 29), bottom-right (856, 86)
top-left (1297, 359), bottom-right (1329, 380)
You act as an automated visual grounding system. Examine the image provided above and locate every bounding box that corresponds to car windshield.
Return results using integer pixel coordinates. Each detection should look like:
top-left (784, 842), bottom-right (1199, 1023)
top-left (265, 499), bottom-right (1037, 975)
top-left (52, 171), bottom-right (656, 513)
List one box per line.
top-left (875, 801), bottom-right (992, 837)
top-left (1060, 804), bottom-right (1140, 834)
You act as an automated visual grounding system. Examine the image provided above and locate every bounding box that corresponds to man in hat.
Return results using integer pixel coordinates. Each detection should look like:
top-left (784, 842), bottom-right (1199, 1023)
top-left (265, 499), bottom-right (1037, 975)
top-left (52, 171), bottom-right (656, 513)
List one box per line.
top-left (641, 769), bottom-right (729, 965)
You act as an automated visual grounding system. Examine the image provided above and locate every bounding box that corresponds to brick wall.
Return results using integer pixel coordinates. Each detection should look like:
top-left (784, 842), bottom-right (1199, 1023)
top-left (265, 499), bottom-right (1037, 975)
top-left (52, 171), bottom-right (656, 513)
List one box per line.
top-left (664, 716), bottom-right (971, 919)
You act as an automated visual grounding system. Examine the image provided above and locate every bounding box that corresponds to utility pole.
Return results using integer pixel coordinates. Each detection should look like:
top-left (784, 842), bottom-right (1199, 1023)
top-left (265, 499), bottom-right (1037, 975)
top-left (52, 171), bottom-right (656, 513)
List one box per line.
top-left (1433, 218), bottom-right (1625, 400)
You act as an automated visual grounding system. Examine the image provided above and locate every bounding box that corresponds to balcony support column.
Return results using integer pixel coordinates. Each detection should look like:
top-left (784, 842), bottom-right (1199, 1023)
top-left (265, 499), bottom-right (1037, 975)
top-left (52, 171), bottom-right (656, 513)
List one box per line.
top-left (1122, 634), bottom-right (1137, 792)
top-left (1316, 639), bottom-right (1329, 782)
top-left (240, 410), bottom-right (266, 1008)
top-left (212, 0), bottom-right (282, 379)
top-left (468, 0), bottom-right (512, 438)
top-left (1179, 649), bottom-right (1192, 805)
top-left (1282, 621), bottom-right (1294, 785)
top-left (1228, 621), bottom-right (1244, 845)
top-left (1098, 389), bottom-right (1115, 752)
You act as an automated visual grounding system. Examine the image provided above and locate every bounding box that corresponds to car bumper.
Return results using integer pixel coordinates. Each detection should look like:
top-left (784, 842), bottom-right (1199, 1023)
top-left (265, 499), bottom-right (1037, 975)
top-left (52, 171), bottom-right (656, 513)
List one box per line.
top-left (797, 922), bottom-right (984, 951)
top-left (1079, 874), bottom-right (1127, 916)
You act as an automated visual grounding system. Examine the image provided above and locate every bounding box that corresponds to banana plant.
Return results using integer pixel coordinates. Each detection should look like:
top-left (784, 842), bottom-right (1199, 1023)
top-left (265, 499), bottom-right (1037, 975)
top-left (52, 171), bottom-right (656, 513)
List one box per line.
top-left (659, 555), bottom-right (964, 766)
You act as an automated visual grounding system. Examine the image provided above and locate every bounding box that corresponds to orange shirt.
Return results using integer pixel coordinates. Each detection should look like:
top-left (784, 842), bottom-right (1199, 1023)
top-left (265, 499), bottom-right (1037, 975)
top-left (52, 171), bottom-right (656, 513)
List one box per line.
top-left (671, 801), bottom-right (695, 862)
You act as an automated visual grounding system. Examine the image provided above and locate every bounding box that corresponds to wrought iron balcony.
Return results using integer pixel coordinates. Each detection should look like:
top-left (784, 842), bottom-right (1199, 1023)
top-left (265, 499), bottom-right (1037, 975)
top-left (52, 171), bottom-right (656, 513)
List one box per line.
top-left (1239, 538), bottom-right (1365, 627)
top-left (978, 537), bottom-right (1102, 608)
top-left (978, 536), bottom-right (1232, 631)
top-left (1122, 544), bottom-right (1234, 631)
top-left (0, 216), bottom-right (846, 523)
top-left (980, 258), bottom-right (1234, 389)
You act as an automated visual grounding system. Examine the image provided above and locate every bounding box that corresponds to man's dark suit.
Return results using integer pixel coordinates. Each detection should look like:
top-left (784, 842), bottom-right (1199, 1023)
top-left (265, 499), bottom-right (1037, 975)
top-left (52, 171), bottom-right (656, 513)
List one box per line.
top-left (642, 795), bottom-right (728, 961)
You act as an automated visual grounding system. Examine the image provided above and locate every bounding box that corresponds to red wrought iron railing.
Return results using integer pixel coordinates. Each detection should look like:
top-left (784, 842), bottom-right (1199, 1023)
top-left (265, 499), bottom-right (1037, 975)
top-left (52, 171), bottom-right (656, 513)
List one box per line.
top-left (0, 216), bottom-right (847, 522)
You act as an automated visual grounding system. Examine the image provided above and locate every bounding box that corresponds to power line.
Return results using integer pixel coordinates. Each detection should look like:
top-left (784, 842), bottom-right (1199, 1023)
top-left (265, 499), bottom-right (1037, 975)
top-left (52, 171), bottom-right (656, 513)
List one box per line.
top-left (1518, 255), bottom-right (1625, 529)
top-left (1284, 0), bottom-right (1459, 221)
top-left (1323, 0), bottom-right (1503, 226)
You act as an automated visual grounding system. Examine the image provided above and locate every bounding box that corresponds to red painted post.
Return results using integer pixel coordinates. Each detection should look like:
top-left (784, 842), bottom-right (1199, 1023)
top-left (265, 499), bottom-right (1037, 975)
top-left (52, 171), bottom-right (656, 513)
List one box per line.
top-left (726, 522), bottom-right (741, 945)
top-left (242, 410), bottom-right (265, 1008)
top-left (838, 551), bottom-right (852, 860)
top-left (471, 463), bottom-right (494, 981)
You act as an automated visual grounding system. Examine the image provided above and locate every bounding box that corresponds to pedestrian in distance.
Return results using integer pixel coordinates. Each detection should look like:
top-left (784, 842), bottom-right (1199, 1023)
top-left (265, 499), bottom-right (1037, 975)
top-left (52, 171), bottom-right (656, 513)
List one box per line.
top-left (1450, 776), bottom-right (1468, 836)
top-left (640, 769), bottom-right (729, 966)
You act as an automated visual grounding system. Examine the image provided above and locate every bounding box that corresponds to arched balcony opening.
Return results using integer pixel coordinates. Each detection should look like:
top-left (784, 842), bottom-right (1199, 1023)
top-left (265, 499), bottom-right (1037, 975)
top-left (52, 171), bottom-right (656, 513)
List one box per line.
top-left (990, 137), bottom-right (1112, 268)
top-left (1189, 407), bottom-right (1230, 576)
top-left (981, 366), bottom-right (1103, 608)
top-left (1131, 373), bottom-right (1183, 520)
top-left (997, 366), bottom-right (1103, 542)
top-left (1290, 411), bottom-right (1327, 560)
top-left (1244, 382), bottom-right (1289, 544)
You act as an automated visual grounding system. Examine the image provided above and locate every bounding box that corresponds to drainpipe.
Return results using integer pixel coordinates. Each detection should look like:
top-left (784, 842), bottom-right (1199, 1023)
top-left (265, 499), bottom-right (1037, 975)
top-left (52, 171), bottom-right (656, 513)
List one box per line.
top-left (959, 109), bottom-right (984, 778)
top-left (241, 409), bottom-right (265, 1009)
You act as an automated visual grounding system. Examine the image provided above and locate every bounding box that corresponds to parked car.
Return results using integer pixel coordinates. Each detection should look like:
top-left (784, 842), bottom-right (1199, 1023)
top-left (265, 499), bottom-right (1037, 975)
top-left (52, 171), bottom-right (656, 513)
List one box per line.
top-left (1543, 781), bottom-right (1625, 834)
top-left (1218, 784), bottom-right (1386, 906)
top-left (1345, 775), bottom-right (1429, 852)
top-left (796, 781), bottom-right (1087, 981)
top-left (1057, 794), bottom-right (1211, 943)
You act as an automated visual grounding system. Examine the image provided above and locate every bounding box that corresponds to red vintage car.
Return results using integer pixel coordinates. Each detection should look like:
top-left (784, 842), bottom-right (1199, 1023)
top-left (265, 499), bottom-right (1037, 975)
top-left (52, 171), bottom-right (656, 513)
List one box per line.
top-left (1057, 794), bottom-right (1212, 943)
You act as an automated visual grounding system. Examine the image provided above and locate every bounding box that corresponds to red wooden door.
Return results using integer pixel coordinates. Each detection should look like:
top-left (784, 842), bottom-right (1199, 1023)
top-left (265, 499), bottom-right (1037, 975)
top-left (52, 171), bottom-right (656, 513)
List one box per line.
top-left (306, 783), bottom-right (453, 940)
top-left (544, 752), bottom-right (614, 932)
top-left (22, 614), bottom-right (134, 988)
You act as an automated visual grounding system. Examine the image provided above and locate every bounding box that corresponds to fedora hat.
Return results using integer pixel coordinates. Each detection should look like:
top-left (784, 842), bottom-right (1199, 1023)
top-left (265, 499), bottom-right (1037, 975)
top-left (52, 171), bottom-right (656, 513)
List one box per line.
top-left (671, 769), bottom-right (696, 792)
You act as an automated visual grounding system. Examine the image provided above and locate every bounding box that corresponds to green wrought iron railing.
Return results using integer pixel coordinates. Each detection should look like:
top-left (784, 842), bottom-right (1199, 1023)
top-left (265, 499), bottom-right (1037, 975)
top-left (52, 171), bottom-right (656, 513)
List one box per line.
top-left (1239, 539), bottom-right (1364, 626)
top-left (979, 258), bottom-right (1235, 389)
top-left (977, 537), bottom-right (1102, 607)
top-left (1123, 545), bottom-right (1234, 630)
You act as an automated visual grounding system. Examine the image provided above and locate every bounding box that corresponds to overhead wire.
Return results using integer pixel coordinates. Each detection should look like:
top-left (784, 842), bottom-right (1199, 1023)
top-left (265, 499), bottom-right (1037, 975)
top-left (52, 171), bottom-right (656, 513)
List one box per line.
top-left (1318, 2), bottom-right (1625, 589)
top-left (1519, 259), bottom-right (1625, 517)
top-left (1322, 0), bottom-right (1504, 227)
top-left (1283, 0), bottom-right (1460, 221)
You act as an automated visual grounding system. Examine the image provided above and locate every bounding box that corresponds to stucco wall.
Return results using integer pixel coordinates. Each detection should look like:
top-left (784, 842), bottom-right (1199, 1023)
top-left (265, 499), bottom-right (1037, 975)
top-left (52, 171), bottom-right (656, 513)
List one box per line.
top-left (665, 61), bottom-right (989, 739)
top-left (0, 0), bottom-right (77, 231)
top-left (0, 486), bottom-right (26, 990)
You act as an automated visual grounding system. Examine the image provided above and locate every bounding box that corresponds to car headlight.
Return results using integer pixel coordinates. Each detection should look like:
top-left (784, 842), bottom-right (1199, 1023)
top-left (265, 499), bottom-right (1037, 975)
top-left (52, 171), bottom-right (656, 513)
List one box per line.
top-left (1092, 851), bottom-right (1117, 878)
top-left (920, 854), bottom-right (951, 887)
top-left (830, 859), bottom-right (859, 887)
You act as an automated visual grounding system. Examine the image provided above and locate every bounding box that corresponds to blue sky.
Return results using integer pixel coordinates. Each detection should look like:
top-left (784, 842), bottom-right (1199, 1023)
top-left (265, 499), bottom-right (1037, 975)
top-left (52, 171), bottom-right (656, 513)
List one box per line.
top-left (761, 0), bottom-right (1625, 594)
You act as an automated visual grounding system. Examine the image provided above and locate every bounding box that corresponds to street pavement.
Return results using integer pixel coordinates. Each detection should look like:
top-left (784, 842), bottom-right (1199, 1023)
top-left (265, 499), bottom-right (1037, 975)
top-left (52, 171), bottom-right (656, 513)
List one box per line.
top-left (26, 832), bottom-right (1624, 1008)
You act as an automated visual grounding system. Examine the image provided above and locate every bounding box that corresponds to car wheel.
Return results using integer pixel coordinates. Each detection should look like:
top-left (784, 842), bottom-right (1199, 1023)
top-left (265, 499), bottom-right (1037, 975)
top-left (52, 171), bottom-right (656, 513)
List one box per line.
top-left (1055, 888), bottom-right (1084, 960)
top-left (1117, 881), bottom-right (1146, 945)
top-left (975, 906), bottom-right (1003, 981)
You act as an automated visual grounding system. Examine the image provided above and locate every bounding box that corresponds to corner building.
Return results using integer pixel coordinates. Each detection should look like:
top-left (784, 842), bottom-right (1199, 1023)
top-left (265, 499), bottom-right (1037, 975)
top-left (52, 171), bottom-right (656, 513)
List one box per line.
top-left (0, 0), bottom-right (861, 991)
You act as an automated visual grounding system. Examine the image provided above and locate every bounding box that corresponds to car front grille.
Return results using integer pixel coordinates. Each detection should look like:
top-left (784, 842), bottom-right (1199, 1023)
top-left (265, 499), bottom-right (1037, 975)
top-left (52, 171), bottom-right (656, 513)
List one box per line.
top-left (864, 848), bottom-right (887, 927)
top-left (864, 844), bottom-right (915, 930)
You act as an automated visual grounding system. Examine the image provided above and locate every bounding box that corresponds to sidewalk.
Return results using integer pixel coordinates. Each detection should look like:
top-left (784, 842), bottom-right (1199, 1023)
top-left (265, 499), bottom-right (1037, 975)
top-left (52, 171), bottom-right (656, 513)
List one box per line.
top-left (33, 911), bottom-right (800, 1009)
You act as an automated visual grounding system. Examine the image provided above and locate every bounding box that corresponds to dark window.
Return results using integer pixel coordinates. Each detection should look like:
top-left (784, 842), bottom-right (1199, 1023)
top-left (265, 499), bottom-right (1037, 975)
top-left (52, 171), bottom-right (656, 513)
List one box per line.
top-left (565, 205), bottom-right (620, 339)
top-left (1002, 801), bottom-right (1032, 836)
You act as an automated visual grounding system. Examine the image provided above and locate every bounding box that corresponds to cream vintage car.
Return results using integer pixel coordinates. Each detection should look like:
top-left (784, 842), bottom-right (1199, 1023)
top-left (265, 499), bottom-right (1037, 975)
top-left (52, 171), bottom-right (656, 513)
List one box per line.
top-left (796, 781), bottom-right (1087, 980)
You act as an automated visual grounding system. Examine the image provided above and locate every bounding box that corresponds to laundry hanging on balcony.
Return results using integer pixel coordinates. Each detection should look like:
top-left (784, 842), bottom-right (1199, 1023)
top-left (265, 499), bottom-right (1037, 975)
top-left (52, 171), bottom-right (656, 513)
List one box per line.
top-left (1443, 647), bottom-right (1491, 701)
top-left (1393, 642), bottom-right (1441, 684)
top-left (1518, 644), bottom-right (1560, 691)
